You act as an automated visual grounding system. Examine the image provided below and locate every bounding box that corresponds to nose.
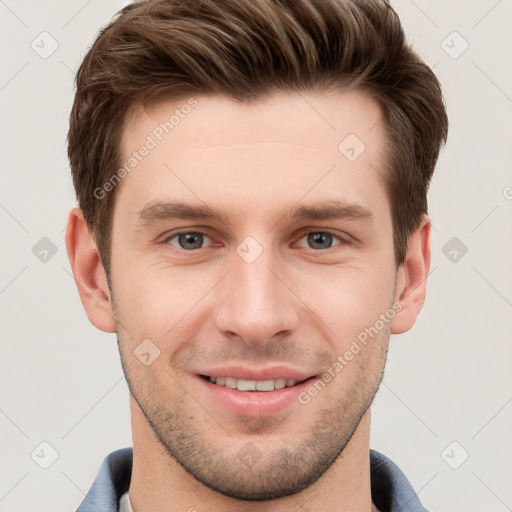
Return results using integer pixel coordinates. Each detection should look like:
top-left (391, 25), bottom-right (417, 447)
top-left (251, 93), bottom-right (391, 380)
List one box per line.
top-left (214, 242), bottom-right (300, 346)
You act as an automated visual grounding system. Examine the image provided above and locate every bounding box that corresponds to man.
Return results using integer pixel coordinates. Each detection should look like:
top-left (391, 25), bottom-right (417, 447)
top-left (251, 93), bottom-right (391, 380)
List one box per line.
top-left (65, 0), bottom-right (447, 510)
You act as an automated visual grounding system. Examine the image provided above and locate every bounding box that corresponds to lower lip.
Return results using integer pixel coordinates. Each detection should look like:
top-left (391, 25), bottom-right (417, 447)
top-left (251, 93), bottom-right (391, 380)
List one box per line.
top-left (196, 376), bottom-right (316, 418)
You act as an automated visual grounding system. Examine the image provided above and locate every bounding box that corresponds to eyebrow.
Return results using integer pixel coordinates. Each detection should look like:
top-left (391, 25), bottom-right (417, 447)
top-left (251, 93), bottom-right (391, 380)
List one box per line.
top-left (134, 199), bottom-right (375, 228)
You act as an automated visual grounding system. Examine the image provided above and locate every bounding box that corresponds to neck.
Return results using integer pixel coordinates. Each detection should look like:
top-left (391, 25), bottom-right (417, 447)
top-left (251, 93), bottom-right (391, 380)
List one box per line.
top-left (128, 397), bottom-right (375, 512)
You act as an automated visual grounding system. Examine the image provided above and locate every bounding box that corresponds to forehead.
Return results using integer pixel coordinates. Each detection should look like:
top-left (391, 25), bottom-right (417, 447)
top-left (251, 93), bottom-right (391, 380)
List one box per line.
top-left (115, 89), bottom-right (389, 226)
top-left (122, 89), bottom-right (384, 155)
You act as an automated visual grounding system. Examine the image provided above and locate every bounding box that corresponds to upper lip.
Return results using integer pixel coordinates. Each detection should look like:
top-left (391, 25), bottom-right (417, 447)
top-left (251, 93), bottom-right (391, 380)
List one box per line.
top-left (195, 365), bottom-right (317, 382)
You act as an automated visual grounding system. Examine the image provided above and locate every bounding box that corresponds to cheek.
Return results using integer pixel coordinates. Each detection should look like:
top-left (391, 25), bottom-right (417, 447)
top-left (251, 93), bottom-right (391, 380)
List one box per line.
top-left (294, 264), bottom-right (396, 343)
top-left (114, 266), bottom-right (213, 345)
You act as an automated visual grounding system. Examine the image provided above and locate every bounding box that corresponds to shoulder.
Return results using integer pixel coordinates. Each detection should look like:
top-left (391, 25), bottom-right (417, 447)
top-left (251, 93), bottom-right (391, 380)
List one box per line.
top-left (370, 449), bottom-right (430, 512)
top-left (75, 447), bottom-right (133, 512)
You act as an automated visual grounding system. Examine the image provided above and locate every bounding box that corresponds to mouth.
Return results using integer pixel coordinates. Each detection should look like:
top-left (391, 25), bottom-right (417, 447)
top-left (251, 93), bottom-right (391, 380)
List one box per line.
top-left (198, 374), bottom-right (310, 392)
top-left (194, 366), bottom-right (319, 417)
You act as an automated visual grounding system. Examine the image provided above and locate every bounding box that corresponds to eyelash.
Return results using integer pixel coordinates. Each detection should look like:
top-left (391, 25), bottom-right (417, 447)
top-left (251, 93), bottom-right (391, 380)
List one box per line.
top-left (161, 229), bottom-right (351, 252)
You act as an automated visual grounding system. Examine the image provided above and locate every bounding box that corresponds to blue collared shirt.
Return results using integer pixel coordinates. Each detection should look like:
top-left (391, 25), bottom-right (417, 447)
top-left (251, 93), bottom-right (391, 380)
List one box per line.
top-left (76, 447), bottom-right (429, 511)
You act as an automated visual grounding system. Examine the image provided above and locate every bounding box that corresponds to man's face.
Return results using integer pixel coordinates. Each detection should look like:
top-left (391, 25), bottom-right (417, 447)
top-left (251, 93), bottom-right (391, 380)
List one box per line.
top-left (109, 90), bottom-right (398, 500)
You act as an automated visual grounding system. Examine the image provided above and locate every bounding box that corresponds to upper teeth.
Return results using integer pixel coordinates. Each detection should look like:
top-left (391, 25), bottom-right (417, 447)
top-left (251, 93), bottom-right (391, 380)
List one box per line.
top-left (208, 377), bottom-right (297, 391)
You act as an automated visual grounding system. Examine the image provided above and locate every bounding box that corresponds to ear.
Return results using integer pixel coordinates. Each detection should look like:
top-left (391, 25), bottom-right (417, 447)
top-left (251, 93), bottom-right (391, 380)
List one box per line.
top-left (390, 215), bottom-right (431, 334)
top-left (65, 207), bottom-right (116, 333)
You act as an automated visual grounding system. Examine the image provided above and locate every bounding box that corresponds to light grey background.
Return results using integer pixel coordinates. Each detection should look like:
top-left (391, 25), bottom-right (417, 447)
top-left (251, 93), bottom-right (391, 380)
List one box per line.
top-left (1, 1), bottom-right (511, 511)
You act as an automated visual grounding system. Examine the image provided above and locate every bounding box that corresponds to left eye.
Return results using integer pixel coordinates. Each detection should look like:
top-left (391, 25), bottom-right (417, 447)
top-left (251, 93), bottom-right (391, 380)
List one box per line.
top-left (296, 231), bottom-right (345, 250)
top-left (164, 232), bottom-right (215, 251)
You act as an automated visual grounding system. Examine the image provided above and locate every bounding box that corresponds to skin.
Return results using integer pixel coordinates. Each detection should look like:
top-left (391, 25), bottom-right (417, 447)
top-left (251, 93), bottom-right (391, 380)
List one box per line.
top-left (66, 89), bottom-right (430, 512)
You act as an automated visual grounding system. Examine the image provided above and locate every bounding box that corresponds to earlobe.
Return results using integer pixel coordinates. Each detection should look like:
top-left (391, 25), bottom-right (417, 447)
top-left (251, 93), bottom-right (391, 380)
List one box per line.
top-left (65, 207), bottom-right (116, 333)
top-left (390, 215), bottom-right (431, 335)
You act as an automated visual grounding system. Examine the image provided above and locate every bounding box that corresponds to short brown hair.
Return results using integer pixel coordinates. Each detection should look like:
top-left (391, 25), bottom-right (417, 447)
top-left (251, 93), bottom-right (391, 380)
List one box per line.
top-left (68, 0), bottom-right (448, 275)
